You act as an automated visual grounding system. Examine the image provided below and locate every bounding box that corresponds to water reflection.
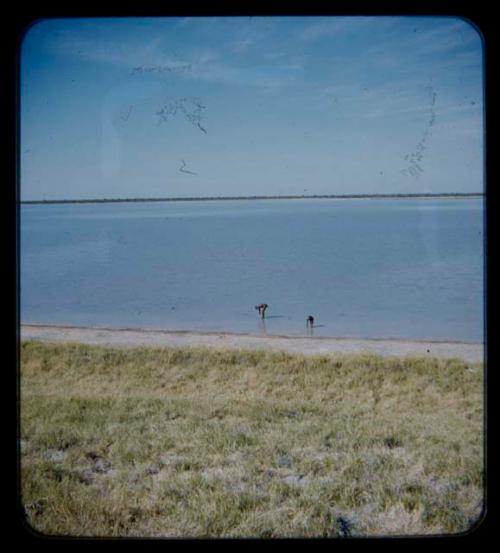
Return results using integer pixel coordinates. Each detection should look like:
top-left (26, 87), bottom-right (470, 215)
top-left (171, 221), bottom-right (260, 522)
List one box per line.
top-left (258, 318), bottom-right (267, 334)
top-left (307, 323), bottom-right (325, 337)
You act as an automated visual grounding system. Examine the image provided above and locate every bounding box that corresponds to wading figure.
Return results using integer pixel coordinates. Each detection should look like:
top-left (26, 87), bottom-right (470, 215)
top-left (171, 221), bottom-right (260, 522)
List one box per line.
top-left (255, 303), bottom-right (268, 319)
top-left (306, 315), bottom-right (314, 328)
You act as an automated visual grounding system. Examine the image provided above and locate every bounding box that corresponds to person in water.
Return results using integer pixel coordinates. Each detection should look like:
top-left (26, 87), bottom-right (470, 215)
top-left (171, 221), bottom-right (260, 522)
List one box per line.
top-left (306, 315), bottom-right (314, 327)
top-left (255, 303), bottom-right (268, 318)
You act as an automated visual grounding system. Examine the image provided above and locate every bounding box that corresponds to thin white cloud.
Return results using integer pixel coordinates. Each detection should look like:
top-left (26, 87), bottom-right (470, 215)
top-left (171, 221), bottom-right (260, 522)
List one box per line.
top-left (190, 60), bottom-right (300, 89)
top-left (299, 18), bottom-right (344, 41)
top-left (46, 24), bottom-right (298, 90)
top-left (299, 16), bottom-right (397, 41)
top-left (46, 27), bottom-right (192, 72)
top-left (410, 23), bottom-right (480, 57)
top-left (231, 38), bottom-right (255, 54)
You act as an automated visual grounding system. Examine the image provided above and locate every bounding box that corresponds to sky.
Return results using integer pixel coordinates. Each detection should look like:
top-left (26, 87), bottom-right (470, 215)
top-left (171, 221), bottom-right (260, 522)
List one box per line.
top-left (20, 16), bottom-right (484, 200)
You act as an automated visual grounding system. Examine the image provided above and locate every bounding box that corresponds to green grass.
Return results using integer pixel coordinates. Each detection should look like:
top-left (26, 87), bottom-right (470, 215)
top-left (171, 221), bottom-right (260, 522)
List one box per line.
top-left (20, 340), bottom-right (484, 537)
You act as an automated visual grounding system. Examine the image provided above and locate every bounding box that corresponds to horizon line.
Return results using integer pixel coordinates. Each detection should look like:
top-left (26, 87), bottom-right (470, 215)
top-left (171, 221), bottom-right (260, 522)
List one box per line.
top-left (20, 192), bottom-right (484, 205)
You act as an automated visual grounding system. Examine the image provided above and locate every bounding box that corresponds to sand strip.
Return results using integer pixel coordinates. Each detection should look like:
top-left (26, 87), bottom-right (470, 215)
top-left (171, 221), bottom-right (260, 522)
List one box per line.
top-left (20, 324), bottom-right (484, 363)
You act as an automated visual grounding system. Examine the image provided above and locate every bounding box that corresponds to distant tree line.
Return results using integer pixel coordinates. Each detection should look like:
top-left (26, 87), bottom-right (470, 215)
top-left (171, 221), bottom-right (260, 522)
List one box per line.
top-left (20, 193), bottom-right (484, 205)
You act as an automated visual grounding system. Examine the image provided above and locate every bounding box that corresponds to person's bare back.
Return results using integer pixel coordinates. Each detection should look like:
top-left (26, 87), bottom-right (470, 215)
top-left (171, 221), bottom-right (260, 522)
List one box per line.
top-left (255, 303), bottom-right (268, 318)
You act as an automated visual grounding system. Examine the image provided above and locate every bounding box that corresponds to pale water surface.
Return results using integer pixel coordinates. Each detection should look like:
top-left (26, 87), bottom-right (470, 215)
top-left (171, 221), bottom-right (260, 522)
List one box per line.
top-left (20, 199), bottom-right (484, 342)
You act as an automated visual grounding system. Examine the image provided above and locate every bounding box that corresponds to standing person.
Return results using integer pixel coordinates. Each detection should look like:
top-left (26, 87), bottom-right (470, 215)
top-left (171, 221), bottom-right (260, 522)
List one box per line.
top-left (306, 315), bottom-right (314, 328)
top-left (255, 303), bottom-right (268, 318)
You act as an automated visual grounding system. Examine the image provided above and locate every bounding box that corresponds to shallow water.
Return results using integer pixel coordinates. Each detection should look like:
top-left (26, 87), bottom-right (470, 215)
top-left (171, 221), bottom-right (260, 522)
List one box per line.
top-left (20, 198), bottom-right (485, 341)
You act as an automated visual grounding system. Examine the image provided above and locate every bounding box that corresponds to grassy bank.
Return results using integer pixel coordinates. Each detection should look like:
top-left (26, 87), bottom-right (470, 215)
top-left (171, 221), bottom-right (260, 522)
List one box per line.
top-left (19, 341), bottom-right (484, 538)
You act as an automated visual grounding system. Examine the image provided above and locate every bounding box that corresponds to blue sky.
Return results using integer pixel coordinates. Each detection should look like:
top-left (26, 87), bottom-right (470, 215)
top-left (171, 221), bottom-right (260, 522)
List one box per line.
top-left (20, 16), bottom-right (484, 200)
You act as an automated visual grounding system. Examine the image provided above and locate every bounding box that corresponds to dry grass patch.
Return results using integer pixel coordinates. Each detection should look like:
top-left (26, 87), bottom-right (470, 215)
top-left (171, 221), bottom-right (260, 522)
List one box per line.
top-left (20, 341), bottom-right (484, 537)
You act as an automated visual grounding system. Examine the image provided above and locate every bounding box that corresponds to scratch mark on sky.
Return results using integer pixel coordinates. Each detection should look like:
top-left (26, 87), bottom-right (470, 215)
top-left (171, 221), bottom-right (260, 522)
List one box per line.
top-left (130, 63), bottom-right (192, 76)
top-left (179, 159), bottom-right (197, 175)
top-left (401, 86), bottom-right (437, 178)
top-left (156, 97), bottom-right (207, 134)
top-left (120, 105), bottom-right (133, 122)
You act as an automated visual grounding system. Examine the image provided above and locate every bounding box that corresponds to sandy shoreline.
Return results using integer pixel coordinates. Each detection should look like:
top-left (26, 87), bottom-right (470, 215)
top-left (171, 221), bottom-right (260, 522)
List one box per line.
top-left (20, 323), bottom-right (484, 363)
